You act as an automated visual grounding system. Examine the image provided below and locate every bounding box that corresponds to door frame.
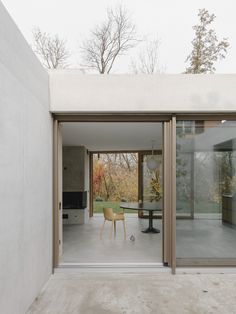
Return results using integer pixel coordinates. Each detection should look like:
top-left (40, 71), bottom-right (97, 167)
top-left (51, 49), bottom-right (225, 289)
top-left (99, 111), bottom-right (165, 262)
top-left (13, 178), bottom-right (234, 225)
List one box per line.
top-left (52, 113), bottom-right (175, 271)
top-left (53, 119), bottom-right (60, 268)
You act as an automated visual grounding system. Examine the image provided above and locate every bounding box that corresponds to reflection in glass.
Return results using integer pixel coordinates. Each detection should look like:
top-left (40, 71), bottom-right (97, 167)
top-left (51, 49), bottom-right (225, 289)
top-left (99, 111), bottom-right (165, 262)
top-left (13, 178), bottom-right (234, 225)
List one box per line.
top-left (176, 120), bottom-right (236, 259)
top-left (142, 154), bottom-right (162, 202)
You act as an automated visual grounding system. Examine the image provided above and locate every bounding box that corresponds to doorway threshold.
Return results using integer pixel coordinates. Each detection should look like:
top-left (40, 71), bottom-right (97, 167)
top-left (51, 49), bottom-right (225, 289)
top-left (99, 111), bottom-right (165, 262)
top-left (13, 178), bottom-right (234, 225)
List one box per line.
top-left (55, 263), bottom-right (170, 273)
top-left (176, 267), bottom-right (236, 274)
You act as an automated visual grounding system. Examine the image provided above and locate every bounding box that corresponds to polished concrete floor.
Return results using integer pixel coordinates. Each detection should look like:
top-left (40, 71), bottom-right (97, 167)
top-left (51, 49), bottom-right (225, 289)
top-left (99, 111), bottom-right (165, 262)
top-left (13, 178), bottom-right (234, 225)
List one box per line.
top-left (60, 214), bottom-right (163, 264)
top-left (60, 214), bottom-right (236, 264)
top-left (27, 272), bottom-right (236, 314)
top-left (176, 219), bottom-right (236, 259)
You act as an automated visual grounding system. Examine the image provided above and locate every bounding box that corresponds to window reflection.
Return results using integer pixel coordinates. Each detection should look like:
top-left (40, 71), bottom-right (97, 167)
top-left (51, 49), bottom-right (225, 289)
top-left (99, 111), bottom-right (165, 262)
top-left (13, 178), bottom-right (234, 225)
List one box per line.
top-left (176, 120), bottom-right (236, 259)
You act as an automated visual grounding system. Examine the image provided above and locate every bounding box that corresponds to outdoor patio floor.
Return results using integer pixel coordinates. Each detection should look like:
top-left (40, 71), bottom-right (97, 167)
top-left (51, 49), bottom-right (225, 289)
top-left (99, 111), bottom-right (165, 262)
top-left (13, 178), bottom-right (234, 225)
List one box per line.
top-left (27, 272), bottom-right (236, 314)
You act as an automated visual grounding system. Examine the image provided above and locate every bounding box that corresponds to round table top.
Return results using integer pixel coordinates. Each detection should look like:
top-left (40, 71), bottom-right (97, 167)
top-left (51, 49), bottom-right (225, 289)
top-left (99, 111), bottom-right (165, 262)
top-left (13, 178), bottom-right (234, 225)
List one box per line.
top-left (120, 201), bottom-right (162, 211)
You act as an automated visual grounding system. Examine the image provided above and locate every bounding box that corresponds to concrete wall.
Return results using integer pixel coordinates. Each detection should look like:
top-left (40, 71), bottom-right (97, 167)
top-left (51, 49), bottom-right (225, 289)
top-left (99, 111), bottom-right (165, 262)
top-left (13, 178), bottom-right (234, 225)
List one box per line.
top-left (0, 2), bottom-right (52, 314)
top-left (49, 70), bottom-right (236, 113)
top-left (63, 146), bottom-right (90, 219)
top-left (63, 146), bottom-right (87, 192)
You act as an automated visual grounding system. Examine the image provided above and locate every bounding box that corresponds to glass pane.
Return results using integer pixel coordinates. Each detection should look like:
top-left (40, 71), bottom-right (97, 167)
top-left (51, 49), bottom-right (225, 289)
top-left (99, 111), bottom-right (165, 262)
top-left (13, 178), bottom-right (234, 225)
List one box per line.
top-left (176, 120), bottom-right (236, 259)
top-left (142, 154), bottom-right (162, 202)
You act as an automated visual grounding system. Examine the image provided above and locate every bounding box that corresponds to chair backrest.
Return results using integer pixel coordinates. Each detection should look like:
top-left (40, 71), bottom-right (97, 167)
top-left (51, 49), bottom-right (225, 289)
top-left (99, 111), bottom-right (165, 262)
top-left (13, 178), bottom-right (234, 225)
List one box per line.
top-left (103, 208), bottom-right (114, 221)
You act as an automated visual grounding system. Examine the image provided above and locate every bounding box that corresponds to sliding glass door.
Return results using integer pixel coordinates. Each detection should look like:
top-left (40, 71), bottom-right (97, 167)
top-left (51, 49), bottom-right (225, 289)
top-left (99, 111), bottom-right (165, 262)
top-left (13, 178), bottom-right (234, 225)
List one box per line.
top-left (176, 120), bottom-right (236, 265)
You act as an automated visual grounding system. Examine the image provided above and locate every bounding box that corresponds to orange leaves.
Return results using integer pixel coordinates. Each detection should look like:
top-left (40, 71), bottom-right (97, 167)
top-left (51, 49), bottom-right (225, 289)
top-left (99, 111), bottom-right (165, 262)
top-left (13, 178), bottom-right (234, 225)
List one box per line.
top-left (93, 153), bottom-right (138, 201)
top-left (93, 161), bottom-right (105, 195)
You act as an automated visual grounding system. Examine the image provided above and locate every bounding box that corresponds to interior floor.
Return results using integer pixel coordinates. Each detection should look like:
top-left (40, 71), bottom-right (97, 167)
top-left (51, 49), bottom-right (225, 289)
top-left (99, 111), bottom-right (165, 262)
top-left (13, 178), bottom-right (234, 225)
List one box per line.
top-left (60, 216), bottom-right (236, 264)
top-left (176, 219), bottom-right (236, 259)
top-left (60, 214), bottom-right (163, 263)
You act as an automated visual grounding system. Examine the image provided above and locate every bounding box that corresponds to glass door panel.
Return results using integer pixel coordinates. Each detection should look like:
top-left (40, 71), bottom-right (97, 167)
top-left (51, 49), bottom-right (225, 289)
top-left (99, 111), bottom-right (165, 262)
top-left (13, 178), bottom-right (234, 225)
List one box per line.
top-left (176, 120), bottom-right (236, 261)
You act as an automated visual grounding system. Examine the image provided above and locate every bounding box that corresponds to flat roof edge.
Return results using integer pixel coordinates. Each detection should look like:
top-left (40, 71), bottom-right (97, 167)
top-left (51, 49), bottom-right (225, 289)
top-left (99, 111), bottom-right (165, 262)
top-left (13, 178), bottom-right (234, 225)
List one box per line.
top-left (50, 111), bottom-right (236, 114)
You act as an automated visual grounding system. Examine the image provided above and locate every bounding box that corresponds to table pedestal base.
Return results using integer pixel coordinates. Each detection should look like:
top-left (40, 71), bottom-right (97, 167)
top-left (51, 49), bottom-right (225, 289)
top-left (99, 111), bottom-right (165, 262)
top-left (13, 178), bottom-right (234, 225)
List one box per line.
top-left (120, 202), bottom-right (162, 234)
top-left (142, 227), bottom-right (160, 234)
top-left (141, 210), bottom-right (160, 234)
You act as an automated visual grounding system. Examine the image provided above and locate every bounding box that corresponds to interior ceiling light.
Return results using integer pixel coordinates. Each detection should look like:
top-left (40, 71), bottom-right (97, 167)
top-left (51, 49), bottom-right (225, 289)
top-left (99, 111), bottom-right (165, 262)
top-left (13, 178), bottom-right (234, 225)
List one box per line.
top-left (146, 140), bottom-right (158, 171)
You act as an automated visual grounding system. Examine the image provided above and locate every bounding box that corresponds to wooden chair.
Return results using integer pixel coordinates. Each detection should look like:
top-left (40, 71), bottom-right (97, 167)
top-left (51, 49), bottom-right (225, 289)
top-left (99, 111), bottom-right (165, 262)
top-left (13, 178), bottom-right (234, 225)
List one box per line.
top-left (100, 207), bottom-right (126, 240)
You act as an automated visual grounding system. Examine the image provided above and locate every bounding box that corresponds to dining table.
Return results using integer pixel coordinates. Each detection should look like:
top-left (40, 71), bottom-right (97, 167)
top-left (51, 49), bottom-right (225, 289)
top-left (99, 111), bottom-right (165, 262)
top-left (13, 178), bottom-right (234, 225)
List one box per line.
top-left (120, 201), bottom-right (162, 234)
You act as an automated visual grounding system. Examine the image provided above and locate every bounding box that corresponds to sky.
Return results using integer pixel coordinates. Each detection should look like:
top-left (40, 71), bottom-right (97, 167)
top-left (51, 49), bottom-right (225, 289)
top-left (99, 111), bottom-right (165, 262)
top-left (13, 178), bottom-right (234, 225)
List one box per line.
top-left (2, 0), bottom-right (236, 73)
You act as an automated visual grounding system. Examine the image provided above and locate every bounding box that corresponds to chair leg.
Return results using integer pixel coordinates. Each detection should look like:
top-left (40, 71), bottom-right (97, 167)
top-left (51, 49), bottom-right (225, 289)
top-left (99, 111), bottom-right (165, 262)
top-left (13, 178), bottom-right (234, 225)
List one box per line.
top-left (109, 220), bottom-right (113, 240)
top-left (100, 220), bottom-right (106, 239)
top-left (123, 220), bottom-right (126, 240)
top-left (114, 220), bottom-right (116, 238)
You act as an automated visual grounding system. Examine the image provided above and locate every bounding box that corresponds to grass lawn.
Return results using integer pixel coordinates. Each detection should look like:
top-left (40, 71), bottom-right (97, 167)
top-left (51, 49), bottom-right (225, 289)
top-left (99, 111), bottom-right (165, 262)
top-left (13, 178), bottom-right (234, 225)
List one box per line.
top-left (94, 200), bottom-right (221, 214)
top-left (93, 201), bottom-right (138, 214)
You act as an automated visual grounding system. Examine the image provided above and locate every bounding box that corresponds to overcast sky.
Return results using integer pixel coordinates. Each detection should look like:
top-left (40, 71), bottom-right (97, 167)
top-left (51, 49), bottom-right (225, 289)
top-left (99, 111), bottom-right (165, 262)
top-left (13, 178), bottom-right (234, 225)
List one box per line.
top-left (2, 0), bottom-right (236, 73)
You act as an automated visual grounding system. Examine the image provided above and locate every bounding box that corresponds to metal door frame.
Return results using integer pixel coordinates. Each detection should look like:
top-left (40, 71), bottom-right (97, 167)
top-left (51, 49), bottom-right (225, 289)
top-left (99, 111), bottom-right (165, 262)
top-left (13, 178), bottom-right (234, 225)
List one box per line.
top-left (52, 113), bottom-right (175, 271)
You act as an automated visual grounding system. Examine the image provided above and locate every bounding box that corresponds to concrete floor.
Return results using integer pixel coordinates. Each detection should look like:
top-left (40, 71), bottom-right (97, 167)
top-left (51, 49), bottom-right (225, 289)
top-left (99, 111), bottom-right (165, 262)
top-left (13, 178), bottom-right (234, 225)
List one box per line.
top-left (60, 215), bottom-right (236, 264)
top-left (60, 214), bottom-right (163, 263)
top-left (27, 272), bottom-right (236, 314)
top-left (177, 219), bottom-right (236, 259)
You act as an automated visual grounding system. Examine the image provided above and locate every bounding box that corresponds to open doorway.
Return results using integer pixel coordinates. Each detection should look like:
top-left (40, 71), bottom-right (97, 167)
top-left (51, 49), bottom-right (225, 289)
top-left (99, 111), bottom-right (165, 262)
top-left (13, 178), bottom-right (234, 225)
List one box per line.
top-left (91, 151), bottom-right (162, 217)
top-left (57, 121), bottom-right (164, 265)
top-left (91, 152), bottom-right (139, 216)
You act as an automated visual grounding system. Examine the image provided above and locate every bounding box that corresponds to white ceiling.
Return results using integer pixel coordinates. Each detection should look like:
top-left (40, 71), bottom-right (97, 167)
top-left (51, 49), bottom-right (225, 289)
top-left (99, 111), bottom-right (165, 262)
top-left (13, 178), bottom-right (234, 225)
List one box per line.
top-left (61, 122), bottom-right (162, 151)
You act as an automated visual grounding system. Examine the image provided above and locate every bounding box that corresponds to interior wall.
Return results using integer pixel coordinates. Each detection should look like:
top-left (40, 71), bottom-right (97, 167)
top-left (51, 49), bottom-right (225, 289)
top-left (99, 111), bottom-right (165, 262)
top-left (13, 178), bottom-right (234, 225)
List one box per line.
top-left (0, 2), bottom-right (52, 314)
top-left (63, 146), bottom-right (87, 191)
top-left (63, 146), bottom-right (90, 218)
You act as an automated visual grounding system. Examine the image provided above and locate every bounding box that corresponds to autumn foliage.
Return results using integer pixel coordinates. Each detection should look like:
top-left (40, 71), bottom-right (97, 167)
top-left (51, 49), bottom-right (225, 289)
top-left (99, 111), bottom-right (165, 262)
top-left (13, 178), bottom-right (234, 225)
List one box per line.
top-left (93, 153), bottom-right (138, 202)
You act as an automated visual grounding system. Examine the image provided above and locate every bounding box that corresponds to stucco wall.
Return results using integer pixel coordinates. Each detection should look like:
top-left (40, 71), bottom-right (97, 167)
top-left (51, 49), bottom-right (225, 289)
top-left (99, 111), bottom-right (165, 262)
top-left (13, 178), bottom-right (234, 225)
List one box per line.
top-left (49, 70), bottom-right (236, 113)
top-left (0, 2), bottom-right (52, 314)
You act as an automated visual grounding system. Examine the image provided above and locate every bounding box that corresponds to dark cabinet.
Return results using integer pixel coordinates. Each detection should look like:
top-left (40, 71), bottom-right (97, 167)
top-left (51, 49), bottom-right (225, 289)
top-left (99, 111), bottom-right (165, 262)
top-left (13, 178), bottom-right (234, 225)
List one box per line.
top-left (222, 195), bottom-right (236, 225)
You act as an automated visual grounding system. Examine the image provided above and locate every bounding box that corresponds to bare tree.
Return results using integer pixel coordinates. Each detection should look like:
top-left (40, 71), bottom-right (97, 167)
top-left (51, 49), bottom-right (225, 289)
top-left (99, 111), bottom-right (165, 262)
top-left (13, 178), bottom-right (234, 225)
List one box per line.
top-left (32, 27), bottom-right (70, 69)
top-left (131, 38), bottom-right (162, 74)
top-left (81, 5), bottom-right (137, 74)
top-left (185, 9), bottom-right (229, 74)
